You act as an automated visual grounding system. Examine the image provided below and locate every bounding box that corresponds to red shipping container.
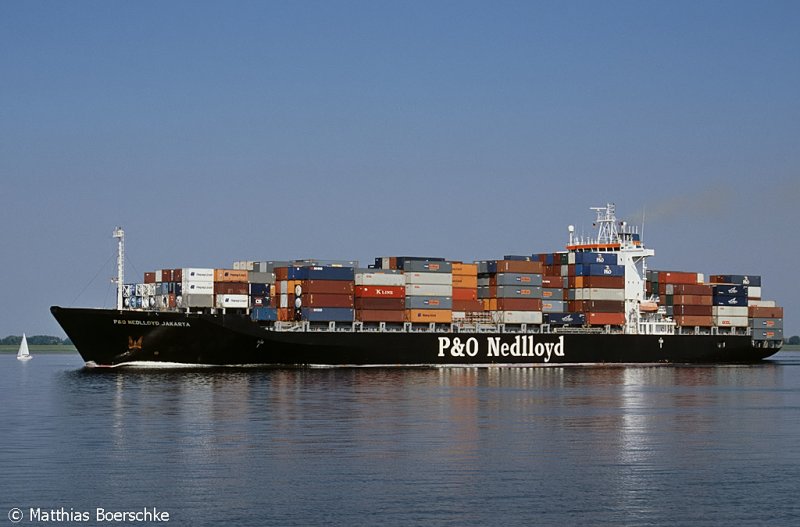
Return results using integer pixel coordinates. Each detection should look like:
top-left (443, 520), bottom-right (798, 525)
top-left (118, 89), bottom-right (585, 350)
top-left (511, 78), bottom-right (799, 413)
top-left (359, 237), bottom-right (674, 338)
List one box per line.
top-left (301, 280), bottom-right (355, 295)
top-left (160, 270), bottom-right (173, 282)
top-left (302, 294), bottom-right (354, 308)
top-left (452, 299), bottom-right (483, 312)
top-left (355, 297), bottom-right (406, 310)
top-left (748, 306), bottom-right (783, 318)
top-left (671, 284), bottom-right (712, 295)
top-left (356, 309), bottom-right (405, 323)
top-left (355, 285), bottom-right (405, 298)
top-left (274, 267), bottom-right (289, 281)
top-left (657, 271), bottom-right (700, 285)
top-left (673, 305), bottom-right (712, 316)
top-left (582, 276), bottom-right (624, 289)
top-left (144, 272), bottom-right (156, 284)
top-left (172, 269), bottom-right (183, 282)
top-left (214, 282), bottom-right (248, 295)
top-left (542, 276), bottom-right (564, 288)
top-left (586, 312), bottom-right (626, 325)
top-left (570, 300), bottom-right (624, 313)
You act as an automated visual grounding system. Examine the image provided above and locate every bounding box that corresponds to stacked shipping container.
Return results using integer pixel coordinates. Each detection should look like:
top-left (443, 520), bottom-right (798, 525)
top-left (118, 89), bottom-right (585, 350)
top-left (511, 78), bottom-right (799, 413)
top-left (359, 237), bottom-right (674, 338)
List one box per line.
top-left (478, 259), bottom-right (543, 324)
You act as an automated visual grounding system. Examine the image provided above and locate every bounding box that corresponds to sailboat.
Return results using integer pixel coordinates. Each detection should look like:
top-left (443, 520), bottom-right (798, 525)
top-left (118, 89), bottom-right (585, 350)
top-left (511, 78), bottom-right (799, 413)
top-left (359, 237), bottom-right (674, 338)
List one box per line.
top-left (17, 333), bottom-right (32, 361)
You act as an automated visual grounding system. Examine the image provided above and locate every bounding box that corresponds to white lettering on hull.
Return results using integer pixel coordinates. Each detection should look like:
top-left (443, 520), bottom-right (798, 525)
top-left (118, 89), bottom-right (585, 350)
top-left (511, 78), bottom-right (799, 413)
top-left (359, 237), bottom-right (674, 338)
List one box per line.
top-left (440, 335), bottom-right (565, 362)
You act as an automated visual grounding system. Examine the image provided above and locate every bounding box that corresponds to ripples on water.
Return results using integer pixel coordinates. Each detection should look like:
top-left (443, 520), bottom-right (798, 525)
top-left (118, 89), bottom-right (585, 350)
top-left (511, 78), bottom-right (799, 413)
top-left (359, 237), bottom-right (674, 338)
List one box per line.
top-left (2, 353), bottom-right (800, 526)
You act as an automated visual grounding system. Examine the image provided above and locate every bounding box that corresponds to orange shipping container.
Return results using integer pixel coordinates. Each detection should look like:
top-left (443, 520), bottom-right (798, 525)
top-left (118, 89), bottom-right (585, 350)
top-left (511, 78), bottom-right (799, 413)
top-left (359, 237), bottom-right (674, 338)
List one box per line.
top-left (452, 287), bottom-right (478, 301)
top-left (144, 272), bottom-right (156, 284)
top-left (275, 267), bottom-right (289, 281)
top-left (214, 269), bottom-right (248, 282)
top-left (451, 262), bottom-right (478, 276)
top-left (482, 298), bottom-right (497, 311)
top-left (301, 280), bottom-right (354, 295)
top-left (657, 271), bottom-right (700, 285)
top-left (674, 315), bottom-right (714, 327)
top-left (405, 309), bottom-right (452, 323)
top-left (673, 294), bottom-right (712, 306)
top-left (496, 298), bottom-right (542, 311)
top-left (452, 275), bottom-right (478, 288)
top-left (495, 260), bottom-right (543, 274)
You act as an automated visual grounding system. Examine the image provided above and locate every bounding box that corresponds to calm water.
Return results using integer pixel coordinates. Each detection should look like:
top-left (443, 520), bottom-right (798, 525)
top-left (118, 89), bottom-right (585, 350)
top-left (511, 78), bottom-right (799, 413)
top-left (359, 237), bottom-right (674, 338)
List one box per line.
top-left (2, 352), bottom-right (799, 526)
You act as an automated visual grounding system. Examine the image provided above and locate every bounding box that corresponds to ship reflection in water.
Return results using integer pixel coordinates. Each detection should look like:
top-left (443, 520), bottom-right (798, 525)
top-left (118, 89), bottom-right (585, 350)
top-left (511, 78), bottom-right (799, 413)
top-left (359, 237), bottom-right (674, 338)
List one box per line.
top-left (18, 353), bottom-right (795, 526)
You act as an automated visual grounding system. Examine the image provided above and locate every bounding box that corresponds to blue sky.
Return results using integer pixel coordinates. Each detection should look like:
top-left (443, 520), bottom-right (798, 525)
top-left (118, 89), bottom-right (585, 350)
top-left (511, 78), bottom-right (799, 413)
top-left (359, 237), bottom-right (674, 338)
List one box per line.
top-left (1, 0), bottom-right (798, 336)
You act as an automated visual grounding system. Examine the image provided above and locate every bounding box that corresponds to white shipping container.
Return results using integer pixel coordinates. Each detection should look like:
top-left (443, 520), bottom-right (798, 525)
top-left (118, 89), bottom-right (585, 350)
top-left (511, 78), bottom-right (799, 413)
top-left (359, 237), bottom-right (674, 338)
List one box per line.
top-left (279, 281), bottom-right (288, 295)
top-left (714, 316), bottom-right (748, 327)
top-left (748, 286), bottom-right (762, 298)
top-left (182, 268), bottom-right (214, 281)
top-left (575, 288), bottom-right (625, 301)
top-left (405, 284), bottom-right (453, 296)
top-left (712, 306), bottom-right (748, 317)
top-left (491, 311), bottom-right (543, 324)
top-left (404, 272), bottom-right (453, 286)
top-left (280, 294), bottom-right (288, 308)
top-left (451, 311), bottom-right (467, 320)
top-left (216, 294), bottom-right (249, 308)
top-left (145, 283), bottom-right (157, 296)
top-left (135, 283), bottom-right (146, 297)
top-left (182, 282), bottom-right (214, 294)
top-left (567, 253), bottom-right (576, 265)
top-left (355, 272), bottom-right (406, 286)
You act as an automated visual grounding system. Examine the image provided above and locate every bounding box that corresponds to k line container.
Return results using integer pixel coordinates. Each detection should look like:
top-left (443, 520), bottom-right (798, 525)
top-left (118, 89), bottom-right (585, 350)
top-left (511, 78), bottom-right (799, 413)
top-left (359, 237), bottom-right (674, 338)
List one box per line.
top-left (355, 285), bottom-right (406, 298)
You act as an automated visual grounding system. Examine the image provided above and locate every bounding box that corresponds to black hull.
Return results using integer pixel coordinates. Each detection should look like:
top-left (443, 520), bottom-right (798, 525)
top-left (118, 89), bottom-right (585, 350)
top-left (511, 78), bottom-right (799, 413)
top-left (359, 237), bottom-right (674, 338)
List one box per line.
top-left (51, 306), bottom-right (781, 367)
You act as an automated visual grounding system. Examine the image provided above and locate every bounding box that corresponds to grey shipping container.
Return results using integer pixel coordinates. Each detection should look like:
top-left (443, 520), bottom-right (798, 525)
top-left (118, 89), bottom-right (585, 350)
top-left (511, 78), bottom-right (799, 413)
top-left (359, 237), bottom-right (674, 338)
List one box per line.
top-left (405, 296), bottom-right (453, 310)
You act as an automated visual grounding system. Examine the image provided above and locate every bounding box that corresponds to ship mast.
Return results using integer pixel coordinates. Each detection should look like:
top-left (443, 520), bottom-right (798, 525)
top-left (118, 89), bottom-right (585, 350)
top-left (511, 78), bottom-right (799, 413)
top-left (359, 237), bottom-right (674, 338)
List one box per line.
top-left (113, 227), bottom-right (125, 310)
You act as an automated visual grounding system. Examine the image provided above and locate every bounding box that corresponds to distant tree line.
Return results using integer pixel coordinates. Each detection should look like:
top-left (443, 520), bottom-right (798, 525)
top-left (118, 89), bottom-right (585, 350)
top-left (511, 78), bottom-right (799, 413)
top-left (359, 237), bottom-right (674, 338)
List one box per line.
top-left (1, 335), bottom-right (72, 345)
top-left (788, 336), bottom-right (800, 345)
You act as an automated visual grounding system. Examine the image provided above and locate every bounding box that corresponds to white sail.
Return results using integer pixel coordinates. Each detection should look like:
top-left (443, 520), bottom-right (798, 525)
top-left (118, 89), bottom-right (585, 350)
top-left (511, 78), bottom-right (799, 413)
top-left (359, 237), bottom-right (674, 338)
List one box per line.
top-left (17, 333), bottom-right (32, 361)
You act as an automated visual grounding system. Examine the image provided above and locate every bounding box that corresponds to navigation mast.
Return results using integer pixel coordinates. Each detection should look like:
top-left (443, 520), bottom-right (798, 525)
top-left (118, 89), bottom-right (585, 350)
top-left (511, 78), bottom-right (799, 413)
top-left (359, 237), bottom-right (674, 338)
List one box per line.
top-left (113, 227), bottom-right (125, 310)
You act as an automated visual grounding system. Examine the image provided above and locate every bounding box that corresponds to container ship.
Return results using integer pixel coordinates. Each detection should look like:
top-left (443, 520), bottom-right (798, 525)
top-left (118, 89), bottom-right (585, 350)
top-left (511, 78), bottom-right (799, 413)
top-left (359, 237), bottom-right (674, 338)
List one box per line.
top-left (51, 204), bottom-right (784, 367)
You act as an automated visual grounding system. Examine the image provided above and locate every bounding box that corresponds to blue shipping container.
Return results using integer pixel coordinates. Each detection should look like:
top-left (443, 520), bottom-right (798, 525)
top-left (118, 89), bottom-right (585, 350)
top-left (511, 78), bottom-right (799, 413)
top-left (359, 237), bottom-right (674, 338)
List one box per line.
top-left (712, 285), bottom-right (749, 297)
top-left (251, 307), bottom-right (278, 321)
top-left (288, 266), bottom-right (355, 281)
top-left (714, 274), bottom-right (761, 287)
top-left (712, 296), bottom-right (748, 307)
top-left (301, 307), bottom-right (355, 322)
top-left (545, 312), bottom-right (586, 326)
top-left (503, 255), bottom-right (532, 261)
top-left (575, 264), bottom-right (625, 277)
top-left (249, 283), bottom-right (270, 296)
top-left (574, 252), bottom-right (618, 265)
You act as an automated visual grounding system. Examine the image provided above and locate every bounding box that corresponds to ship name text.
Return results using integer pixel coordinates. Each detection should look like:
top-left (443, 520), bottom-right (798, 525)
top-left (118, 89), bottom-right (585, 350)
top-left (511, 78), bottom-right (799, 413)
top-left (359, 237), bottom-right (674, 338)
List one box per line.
top-left (437, 335), bottom-right (565, 362)
top-left (113, 319), bottom-right (191, 328)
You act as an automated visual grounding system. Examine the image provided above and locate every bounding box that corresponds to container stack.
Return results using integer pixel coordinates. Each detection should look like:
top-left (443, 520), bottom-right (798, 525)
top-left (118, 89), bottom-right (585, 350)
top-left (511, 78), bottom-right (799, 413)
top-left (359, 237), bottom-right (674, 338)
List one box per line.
top-left (214, 269), bottom-right (249, 310)
top-left (748, 302), bottom-right (784, 342)
top-left (647, 271), bottom-right (711, 328)
top-left (179, 268), bottom-right (214, 308)
top-left (402, 259), bottom-right (453, 324)
top-left (566, 253), bottom-right (625, 326)
top-left (248, 268), bottom-right (276, 321)
top-left (708, 278), bottom-right (749, 329)
top-left (354, 269), bottom-right (406, 323)
top-left (451, 262), bottom-right (482, 321)
top-left (289, 265), bottom-right (355, 322)
top-left (478, 259), bottom-right (543, 325)
top-left (537, 253), bottom-right (586, 327)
